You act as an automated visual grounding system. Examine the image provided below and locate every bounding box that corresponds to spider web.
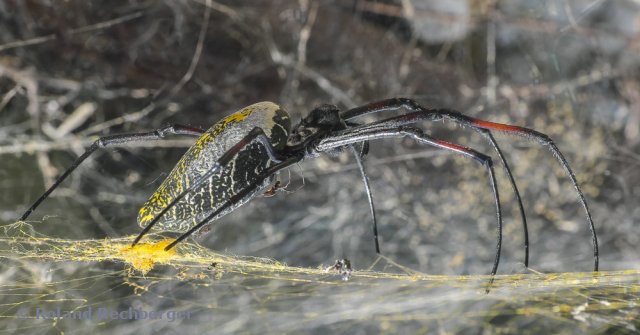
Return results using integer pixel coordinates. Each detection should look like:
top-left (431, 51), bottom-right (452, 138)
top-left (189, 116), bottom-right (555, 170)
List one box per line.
top-left (1, 221), bottom-right (638, 334)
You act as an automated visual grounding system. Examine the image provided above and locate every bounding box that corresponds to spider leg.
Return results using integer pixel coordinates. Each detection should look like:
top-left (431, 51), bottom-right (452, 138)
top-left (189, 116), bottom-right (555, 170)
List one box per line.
top-left (350, 145), bottom-right (380, 253)
top-left (344, 99), bottom-right (530, 268)
top-left (316, 126), bottom-right (503, 276)
top-left (163, 154), bottom-right (304, 251)
top-left (436, 110), bottom-right (598, 270)
top-left (476, 131), bottom-right (528, 266)
top-left (345, 121), bottom-right (370, 158)
top-left (19, 124), bottom-right (205, 221)
top-left (343, 98), bottom-right (598, 271)
top-left (132, 127), bottom-right (287, 246)
top-left (346, 121), bottom-right (378, 252)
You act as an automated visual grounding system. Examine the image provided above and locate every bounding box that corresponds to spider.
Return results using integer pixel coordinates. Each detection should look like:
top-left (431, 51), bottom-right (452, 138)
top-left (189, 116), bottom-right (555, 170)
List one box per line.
top-left (19, 98), bottom-right (599, 275)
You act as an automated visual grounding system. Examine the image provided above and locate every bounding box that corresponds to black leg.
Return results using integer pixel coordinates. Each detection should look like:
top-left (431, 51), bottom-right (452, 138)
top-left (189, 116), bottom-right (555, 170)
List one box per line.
top-left (132, 127), bottom-right (288, 246)
top-left (439, 110), bottom-right (598, 271)
top-left (343, 98), bottom-right (597, 271)
top-left (350, 144), bottom-right (380, 253)
top-left (346, 121), bottom-right (379, 253)
top-left (481, 131), bottom-right (529, 267)
top-left (316, 126), bottom-right (503, 276)
top-left (19, 124), bottom-right (205, 221)
top-left (344, 99), bottom-right (530, 268)
top-left (163, 154), bottom-right (304, 251)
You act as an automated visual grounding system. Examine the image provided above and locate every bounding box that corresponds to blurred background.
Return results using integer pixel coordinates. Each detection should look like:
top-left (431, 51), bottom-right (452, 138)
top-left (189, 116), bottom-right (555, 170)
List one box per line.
top-left (1, 0), bottom-right (639, 333)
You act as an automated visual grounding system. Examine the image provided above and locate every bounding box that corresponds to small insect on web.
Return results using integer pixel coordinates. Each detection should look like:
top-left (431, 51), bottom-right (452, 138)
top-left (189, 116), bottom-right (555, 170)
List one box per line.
top-left (326, 259), bottom-right (352, 281)
top-left (19, 98), bottom-right (599, 276)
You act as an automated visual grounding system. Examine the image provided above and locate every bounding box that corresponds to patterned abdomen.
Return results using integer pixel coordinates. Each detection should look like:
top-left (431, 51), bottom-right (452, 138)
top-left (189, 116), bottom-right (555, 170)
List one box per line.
top-left (137, 102), bottom-right (291, 232)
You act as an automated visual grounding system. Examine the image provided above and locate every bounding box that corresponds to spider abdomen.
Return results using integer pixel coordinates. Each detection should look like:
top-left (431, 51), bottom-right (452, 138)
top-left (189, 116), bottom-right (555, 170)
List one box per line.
top-left (137, 102), bottom-right (291, 232)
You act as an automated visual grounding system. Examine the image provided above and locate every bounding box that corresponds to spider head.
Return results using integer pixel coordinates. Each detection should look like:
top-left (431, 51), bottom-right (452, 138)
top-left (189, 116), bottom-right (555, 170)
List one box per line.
top-left (288, 104), bottom-right (344, 147)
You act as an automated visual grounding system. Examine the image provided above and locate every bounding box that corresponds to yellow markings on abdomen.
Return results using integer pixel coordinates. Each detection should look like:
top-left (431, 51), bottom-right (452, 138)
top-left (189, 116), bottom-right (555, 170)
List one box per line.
top-left (191, 102), bottom-right (279, 149)
top-left (137, 102), bottom-right (282, 229)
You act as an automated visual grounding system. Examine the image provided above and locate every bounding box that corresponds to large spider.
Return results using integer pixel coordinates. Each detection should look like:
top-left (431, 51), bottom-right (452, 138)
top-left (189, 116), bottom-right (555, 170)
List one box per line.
top-left (19, 98), bottom-right (599, 275)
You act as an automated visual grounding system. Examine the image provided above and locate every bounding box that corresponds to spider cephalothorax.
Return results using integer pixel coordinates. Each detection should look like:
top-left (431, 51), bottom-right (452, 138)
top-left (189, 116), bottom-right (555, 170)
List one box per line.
top-left (19, 98), bottom-right (599, 276)
top-left (287, 103), bottom-right (345, 152)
